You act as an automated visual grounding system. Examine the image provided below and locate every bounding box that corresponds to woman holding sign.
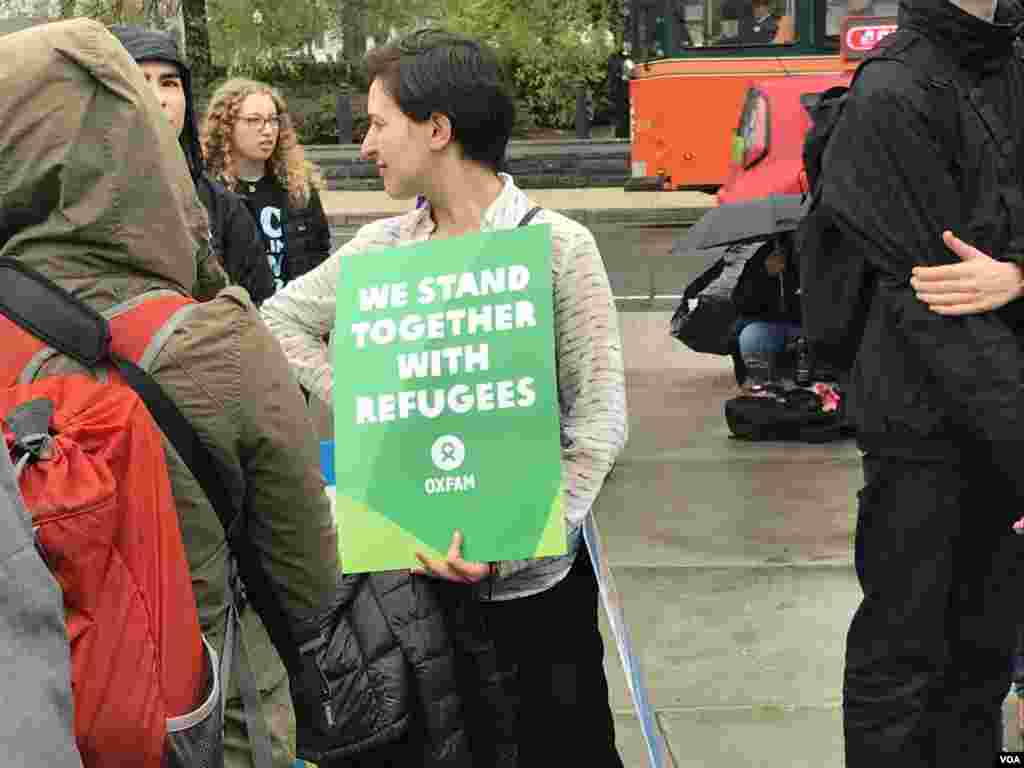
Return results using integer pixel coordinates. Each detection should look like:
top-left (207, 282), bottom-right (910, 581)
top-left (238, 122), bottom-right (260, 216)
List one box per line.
top-left (262, 29), bottom-right (628, 767)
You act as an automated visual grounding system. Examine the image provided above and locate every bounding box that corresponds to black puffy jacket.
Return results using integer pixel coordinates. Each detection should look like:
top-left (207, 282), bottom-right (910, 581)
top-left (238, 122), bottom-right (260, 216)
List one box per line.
top-left (799, 0), bottom-right (1024, 487)
top-left (196, 175), bottom-right (275, 304)
top-left (294, 571), bottom-right (516, 767)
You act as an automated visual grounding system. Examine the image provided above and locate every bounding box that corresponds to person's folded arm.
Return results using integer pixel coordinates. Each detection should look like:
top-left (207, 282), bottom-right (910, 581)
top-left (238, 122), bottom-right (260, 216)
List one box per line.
top-left (910, 231), bottom-right (1024, 315)
top-left (822, 62), bottom-right (1024, 458)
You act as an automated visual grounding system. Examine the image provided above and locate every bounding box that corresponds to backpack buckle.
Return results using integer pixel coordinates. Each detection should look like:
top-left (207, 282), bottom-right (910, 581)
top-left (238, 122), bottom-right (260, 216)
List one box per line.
top-left (4, 398), bottom-right (55, 469)
top-left (228, 555), bottom-right (249, 613)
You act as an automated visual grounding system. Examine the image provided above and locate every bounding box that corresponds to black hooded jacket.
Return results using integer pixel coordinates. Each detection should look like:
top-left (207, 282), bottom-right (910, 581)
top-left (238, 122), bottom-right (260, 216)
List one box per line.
top-left (109, 25), bottom-right (275, 305)
top-left (799, 0), bottom-right (1024, 491)
top-left (732, 236), bottom-right (802, 323)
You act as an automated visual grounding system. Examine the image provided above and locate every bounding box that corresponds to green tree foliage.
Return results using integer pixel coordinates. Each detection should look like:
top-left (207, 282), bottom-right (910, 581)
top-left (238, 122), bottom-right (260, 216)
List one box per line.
top-left (68, 0), bottom-right (145, 24)
top-left (182, 0), bottom-right (212, 85)
top-left (58, 0), bottom-right (185, 54)
top-left (61, 0), bottom-right (616, 130)
top-left (206, 0), bottom-right (329, 76)
top-left (449, 0), bottom-right (613, 128)
top-left (347, 0), bottom-right (613, 129)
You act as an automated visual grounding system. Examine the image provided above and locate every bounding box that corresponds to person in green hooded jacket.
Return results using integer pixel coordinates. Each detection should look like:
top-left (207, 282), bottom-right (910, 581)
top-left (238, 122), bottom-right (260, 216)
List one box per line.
top-left (0, 19), bottom-right (341, 768)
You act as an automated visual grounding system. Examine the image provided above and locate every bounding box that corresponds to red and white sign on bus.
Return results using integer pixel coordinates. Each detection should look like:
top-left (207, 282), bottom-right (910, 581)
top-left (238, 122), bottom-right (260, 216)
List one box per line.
top-left (841, 16), bottom-right (899, 61)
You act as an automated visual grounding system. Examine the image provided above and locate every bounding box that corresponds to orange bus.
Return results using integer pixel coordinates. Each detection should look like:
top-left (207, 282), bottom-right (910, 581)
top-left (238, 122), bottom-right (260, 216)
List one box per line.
top-left (625, 0), bottom-right (897, 191)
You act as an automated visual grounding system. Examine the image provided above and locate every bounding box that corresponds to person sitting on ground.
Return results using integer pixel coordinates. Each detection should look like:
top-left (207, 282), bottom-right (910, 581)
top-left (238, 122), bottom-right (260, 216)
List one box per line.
top-left (109, 25), bottom-right (275, 306)
top-left (261, 28), bottom-right (629, 768)
top-left (731, 234), bottom-right (802, 386)
top-left (201, 79), bottom-right (332, 296)
top-left (0, 19), bottom-right (341, 768)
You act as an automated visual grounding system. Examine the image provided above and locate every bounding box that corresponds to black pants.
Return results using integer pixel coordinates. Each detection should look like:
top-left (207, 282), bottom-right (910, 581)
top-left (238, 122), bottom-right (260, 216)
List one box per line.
top-left (479, 544), bottom-right (624, 768)
top-left (844, 453), bottom-right (1022, 767)
top-left (328, 546), bottom-right (623, 767)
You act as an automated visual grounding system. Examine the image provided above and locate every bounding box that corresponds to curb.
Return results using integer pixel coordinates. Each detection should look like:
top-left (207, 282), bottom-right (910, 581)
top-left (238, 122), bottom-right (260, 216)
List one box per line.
top-left (327, 206), bottom-right (710, 230)
top-left (309, 138), bottom-right (633, 193)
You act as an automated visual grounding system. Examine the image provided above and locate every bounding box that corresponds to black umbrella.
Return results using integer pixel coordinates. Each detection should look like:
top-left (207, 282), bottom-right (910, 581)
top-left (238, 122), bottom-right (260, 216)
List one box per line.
top-left (674, 194), bottom-right (809, 254)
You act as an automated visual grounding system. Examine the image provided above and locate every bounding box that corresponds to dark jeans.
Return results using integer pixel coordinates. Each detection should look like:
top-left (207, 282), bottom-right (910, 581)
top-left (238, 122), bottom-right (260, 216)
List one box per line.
top-left (326, 545), bottom-right (623, 767)
top-left (479, 544), bottom-right (624, 768)
top-left (731, 317), bottom-right (802, 384)
top-left (844, 453), bottom-right (1022, 767)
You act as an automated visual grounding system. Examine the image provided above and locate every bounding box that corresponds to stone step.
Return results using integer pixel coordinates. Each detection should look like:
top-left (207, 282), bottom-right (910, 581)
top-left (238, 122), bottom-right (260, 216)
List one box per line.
top-left (306, 139), bottom-right (633, 191)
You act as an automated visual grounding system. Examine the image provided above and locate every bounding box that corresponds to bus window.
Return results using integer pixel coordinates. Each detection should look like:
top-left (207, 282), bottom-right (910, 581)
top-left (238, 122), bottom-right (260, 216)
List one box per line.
top-left (639, 0), bottom-right (801, 58)
top-left (825, 0), bottom-right (899, 36)
top-left (680, 0), bottom-right (799, 49)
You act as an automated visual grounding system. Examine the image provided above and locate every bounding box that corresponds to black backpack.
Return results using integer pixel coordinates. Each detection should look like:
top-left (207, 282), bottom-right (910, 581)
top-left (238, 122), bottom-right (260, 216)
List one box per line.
top-left (794, 29), bottom-right (969, 372)
top-left (669, 241), bottom-right (766, 355)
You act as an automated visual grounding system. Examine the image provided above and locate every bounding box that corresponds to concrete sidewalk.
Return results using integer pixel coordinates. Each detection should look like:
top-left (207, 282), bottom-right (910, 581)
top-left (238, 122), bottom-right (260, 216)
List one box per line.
top-left (591, 312), bottom-right (1024, 765)
top-left (321, 188), bottom-right (717, 228)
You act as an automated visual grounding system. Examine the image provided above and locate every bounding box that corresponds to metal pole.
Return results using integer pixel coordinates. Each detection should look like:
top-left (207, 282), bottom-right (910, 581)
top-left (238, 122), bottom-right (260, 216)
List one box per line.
top-left (575, 85), bottom-right (591, 139)
top-left (335, 90), bottom-right (353, 145)
top-left (663, 0), bottom-right (677, 55)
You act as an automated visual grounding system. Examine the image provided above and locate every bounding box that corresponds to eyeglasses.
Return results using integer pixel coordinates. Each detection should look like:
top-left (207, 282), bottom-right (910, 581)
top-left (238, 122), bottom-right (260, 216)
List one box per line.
top-left (239, 114), bottom-right (282, 131)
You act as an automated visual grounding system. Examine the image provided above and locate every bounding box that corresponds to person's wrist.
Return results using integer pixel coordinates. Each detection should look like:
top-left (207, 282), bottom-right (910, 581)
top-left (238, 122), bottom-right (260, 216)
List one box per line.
top-left (1010, 263), bottom-right (1024, 302)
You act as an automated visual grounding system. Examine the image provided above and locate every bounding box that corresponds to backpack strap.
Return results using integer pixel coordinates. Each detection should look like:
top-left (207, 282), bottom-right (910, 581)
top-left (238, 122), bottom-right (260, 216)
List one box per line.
top-left (801, 55), bottom-right (888, 200)
top-left (518, 206), bottom-right (543, 227)
top-left (0, 259), bottom-right (110, 387)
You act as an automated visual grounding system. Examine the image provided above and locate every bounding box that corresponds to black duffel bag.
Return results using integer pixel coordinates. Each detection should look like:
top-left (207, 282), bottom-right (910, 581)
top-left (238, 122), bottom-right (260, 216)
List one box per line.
top-left (670, 241), bottom-right (766, 355)
top-left (724, 383), bottom-right (854, 443)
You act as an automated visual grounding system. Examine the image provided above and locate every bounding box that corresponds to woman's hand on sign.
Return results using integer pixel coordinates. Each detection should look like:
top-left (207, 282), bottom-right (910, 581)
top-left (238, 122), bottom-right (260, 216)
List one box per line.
top-left (413, 530), bottom-right (490, 584)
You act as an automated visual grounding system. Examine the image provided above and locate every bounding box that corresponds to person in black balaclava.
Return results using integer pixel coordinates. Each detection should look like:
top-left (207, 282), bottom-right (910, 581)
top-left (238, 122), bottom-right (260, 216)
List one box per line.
top-left (110, 25), bottom-right (275, 305)
top-left (798, 0), bottom-right (1024, 765)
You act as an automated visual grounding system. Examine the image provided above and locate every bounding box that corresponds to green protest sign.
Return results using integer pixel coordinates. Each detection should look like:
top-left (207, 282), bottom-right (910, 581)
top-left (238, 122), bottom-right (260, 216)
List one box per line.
top-left (332, 223), bottom-right (565, 573)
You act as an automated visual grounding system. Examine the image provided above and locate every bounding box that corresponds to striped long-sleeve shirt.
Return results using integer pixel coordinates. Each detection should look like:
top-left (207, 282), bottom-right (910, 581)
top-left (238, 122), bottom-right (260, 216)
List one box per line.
top-left (261, 174), bottom-right (628, 600)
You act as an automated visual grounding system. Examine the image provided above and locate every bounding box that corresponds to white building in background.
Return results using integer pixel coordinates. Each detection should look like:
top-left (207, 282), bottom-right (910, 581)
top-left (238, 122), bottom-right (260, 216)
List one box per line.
top-left (0, 0), bottom-right (62, 18)
top-left (303, 29), bottom-right (388, 63)
top-left (303, 28), bottom-right (344, 62)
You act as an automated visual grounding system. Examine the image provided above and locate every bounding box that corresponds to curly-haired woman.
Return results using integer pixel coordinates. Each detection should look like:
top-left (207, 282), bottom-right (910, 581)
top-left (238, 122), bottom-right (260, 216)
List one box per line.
top-left (202, 79), bottom-right (332, 294)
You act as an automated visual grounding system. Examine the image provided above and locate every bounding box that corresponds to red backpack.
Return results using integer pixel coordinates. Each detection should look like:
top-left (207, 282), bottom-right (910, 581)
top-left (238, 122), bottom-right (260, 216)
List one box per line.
top-left (0, 264), bottom-right (223, 768)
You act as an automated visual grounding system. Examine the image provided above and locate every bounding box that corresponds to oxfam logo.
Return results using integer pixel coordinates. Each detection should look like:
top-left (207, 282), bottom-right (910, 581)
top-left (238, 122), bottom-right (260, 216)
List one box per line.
top-left (430, 435), bottom-right (465, 472)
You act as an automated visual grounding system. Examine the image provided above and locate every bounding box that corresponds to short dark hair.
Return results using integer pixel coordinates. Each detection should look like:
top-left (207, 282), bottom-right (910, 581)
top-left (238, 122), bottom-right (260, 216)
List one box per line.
top-left (364, 30), bottom-right (514, 172)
